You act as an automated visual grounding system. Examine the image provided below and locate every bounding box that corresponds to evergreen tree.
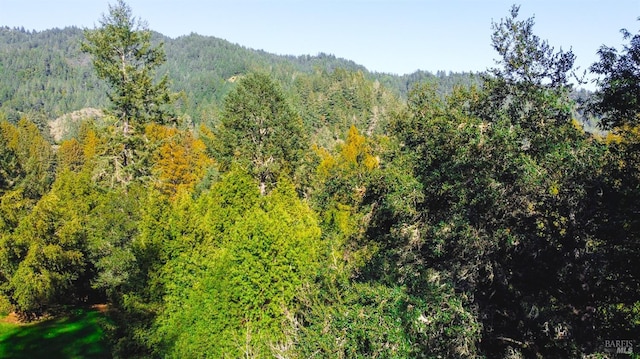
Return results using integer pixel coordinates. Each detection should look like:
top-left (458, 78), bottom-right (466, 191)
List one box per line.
top-left (1, 170), bottom-right (95, 315)
top-left (82, 0), bottom-right (176, 183)
top-left (478, 4), bottom-right (576, 147)
top-left (214, 73), bottom-right (306, 194)
top-left (365, 7), bottom-right (606, 357)
top-left (155, 171), bottom-right (322, 357)
top-left (589, 23), bottom-right (640, 131)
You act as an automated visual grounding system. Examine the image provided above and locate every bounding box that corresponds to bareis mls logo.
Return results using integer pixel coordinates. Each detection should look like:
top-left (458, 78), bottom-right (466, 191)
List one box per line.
top-left (604, 339), bottom-right (635, 354)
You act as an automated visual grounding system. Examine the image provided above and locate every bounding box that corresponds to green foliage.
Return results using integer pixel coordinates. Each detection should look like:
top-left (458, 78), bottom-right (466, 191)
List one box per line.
top-left (1, 4), bottom-right (640, 359)
top-left (291, 69), bottom-right (401, 146)
top-left (82, 1), bottom-right (178, 185)
top-left (478, 5), bottom-right (576, 141)
top-left (194, 167), bottom-right (262, 244)
top-left (581, 23), bottom-right (640, 349)
top-left (87, 188), bottom-right (140, 298)
top-left (369, 11), bottom-right (610, 355)
top-left (146, 123), bottom-right (212, 198)
top-left (0, 25), bottom-right (477, 135)
top-left (0, 27), bottom-right (109, 123)
top-left (490, 5), bottom-right (575, 87)
top-left (4, 170), bottom-right (94, 314)
top-left (215, 73), bottom-right (306, 194)
top-left (310, 126), bottom-right (382, 274)
top-left (156, 171), bottom-right (322, 357)
top-left (82, 0), bottom-right (176, 131)
top-left (290, 281), bottom-right (480, 358)
top-left (314, 126), bottom-right (379, 207)
top-left (589, 23), bottom-right (640, 130)
top-left (0, 124), bottom-right (22, 194)
top-left (0, 119), bottom-right (54, 200)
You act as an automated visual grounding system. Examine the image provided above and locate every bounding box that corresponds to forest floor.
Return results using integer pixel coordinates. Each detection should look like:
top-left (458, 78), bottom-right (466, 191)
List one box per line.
top-left (0, 306), bottom-right (111, 358)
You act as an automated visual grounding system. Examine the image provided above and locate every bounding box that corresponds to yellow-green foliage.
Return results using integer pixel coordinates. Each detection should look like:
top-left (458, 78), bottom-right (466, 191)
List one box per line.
top-left (146, 123), bottom-right (212, 199)
top-left (0, 294), bottom-right (11, 316)
top-left (5, 170), bottom-right (94, 313)
top-left (312, 126), bottom-right (381, 273)
top-left (156, 170), bottom-right (322, 357)
top-left (314, 126), bottom-right (379, 228)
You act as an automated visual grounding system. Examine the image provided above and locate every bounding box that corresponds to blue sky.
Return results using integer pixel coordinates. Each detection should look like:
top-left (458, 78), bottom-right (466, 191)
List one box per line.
top-left (1, 0), bottom-right (638, 83)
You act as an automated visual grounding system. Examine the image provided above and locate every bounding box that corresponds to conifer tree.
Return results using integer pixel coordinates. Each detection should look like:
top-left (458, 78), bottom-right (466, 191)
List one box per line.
top-left (82, 0), bottom-right (176, 182)
top-left (215, 73), bottom-right (305, 195)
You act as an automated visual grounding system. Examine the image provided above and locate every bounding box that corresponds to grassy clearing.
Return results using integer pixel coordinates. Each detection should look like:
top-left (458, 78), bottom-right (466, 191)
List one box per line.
top-left (0, 308), bottom-right (110, 359)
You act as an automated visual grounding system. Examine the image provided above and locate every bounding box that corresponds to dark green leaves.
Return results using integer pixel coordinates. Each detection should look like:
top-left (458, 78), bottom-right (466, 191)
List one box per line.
top-left (214, 73), bottom-right (306, 194)
top-left (490, 5), bottom-right (576, 88)
top-left (589, 23), bottom-right (640, 130)
top-left (82, 0), bottom-right (174, 131)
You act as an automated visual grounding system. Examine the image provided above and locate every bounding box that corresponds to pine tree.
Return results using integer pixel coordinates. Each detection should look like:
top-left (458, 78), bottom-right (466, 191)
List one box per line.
top-left (82, 0), bottom-right (176, 183)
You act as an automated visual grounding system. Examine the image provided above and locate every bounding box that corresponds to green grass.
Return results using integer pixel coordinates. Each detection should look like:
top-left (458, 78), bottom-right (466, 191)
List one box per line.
top-left (0, 308), bottom-right (111, 359)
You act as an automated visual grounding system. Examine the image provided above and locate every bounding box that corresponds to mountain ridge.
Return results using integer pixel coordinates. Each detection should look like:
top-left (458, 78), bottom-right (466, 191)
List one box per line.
top-left (0, 25), bottom-right (480, 145)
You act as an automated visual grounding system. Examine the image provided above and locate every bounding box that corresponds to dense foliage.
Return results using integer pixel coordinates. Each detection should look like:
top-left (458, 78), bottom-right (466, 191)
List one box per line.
top-left (1, 2), bottom-right (639, 358)
top-left (0, 25), bottom-right (472, 129)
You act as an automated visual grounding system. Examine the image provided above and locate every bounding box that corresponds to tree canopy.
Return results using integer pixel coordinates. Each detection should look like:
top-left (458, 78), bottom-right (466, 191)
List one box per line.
top-left (1, 2), bottom-right (640, 358)
top-left (82, 0), bottom-right (175, 133)
top-left (589, 22), bottom-right (640, 131)
top-left (214, 72), bottom-right (306, 194)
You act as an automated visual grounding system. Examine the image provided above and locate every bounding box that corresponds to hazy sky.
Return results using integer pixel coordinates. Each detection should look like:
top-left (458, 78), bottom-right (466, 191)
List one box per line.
top-left (1, 0), bottom-right (638, 81)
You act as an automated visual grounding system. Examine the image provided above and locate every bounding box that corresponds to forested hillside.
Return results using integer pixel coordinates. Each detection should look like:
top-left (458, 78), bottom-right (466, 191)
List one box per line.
top-left (0, 25), bottom-right (476, 135)
top-left (1, 1), bottom-right (639, 358)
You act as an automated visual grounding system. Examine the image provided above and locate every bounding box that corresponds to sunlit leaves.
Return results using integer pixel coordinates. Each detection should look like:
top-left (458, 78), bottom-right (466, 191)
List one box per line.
top-left (5, 170), bottom-right (94, 313)
top-left (156, 172), bottom-right (322, 357)
top-left (147, 123), bottom-right (212, 199)
top-left (315, 126), bottom-right (379, 205)
top-left (58, 138), bottom-right (85, 172)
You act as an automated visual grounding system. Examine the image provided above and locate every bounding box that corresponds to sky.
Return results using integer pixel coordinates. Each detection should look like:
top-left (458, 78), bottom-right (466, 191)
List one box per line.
top-left (1, 0), bottom-right (639, 85)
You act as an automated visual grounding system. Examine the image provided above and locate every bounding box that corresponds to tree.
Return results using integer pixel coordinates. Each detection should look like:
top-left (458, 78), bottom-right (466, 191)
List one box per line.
top-left (214, 73), bottom-right (306, 195)
top-left (589, 22), bottom-right (640, 131)
top-left (362, 7), bottom-right (607, 356)
top-left (489, 5), bottom-right (575, 88)
top-left (0, 119), bottom-right (54, 200)
top-left (0, 122), bottom-right (22, 195)
top-left (586, 21), bottom-right (640, 349)
top-left (82, 0), bottom-right (176, 180)
top-left (155, 172), bottom-right (322, 357)
top-left (146, 124), bottom-right (212, 199)
top-left (377, 79), bottom-right (606, 357)
top-left (57, 138), bottom-right (85, 172)
top-left (2, 170), bottom-right (95, 315)
top-left (478, 5), bottom-right (576, 141)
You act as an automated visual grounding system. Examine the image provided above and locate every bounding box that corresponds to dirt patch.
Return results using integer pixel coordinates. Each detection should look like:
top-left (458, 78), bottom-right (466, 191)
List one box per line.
top-left (0, 304), bottom-right (109, 325)
top-left (90, 304), bottom-right (109, 313)
top-left (49, 107), bottom-right (104, 142)
top-left (1, 312), bottom-right (23, 325)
